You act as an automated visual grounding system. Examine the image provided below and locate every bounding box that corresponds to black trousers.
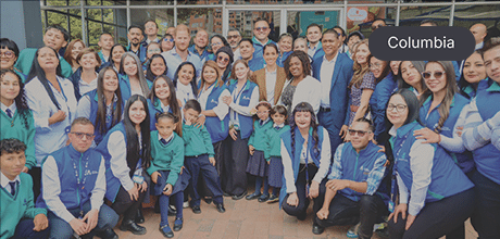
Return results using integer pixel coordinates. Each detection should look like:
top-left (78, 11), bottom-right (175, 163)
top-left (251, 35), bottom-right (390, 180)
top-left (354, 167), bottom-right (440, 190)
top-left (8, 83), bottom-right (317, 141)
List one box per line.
top-left (471, 171), bottom-right (500, 239)
top-left (224, 133), bottom-right (249, 195)
top-left (29, 167), bottom-right (42, 200)
top-left (112, 186), bottom-right (147, 222)
top-left (388, 188), bottom-right (474, 239)
top-left (282, 164), bottom-right (324, 218)
top-left (314, 194), bottom-right (387, 239)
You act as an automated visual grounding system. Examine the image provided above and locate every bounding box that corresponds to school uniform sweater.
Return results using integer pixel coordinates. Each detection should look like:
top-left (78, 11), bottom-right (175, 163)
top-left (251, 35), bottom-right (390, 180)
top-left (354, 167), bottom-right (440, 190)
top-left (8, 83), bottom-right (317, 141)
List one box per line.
top-left (0, 173), bottom-right (47, 239)
top-left (147, 131), bottom-right (185, 186)
top-left (182, 122), bottom-right (215, 158)
top-left (264, 125), bottom-right (290, 161)
top-left (248, 119), bottom-right (273, 151)
top-left (0, 108), bottom-right (36, 169)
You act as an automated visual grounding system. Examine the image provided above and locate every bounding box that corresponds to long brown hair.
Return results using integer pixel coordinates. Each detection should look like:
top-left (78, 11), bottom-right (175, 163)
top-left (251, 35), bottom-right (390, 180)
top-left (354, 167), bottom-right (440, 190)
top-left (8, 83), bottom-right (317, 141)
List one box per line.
top-left (96, 66), bottom-right (123, 136)
top-left (349, 39), bottom-right (371, 89)
top-left (63, 39), bottom-right (85, 67)
top-left (229, 60), bottom-right (253, 82)
top-left (149, 75), bottom-right (182, 137)
top-left (200, 60), bottom-right (223, 89)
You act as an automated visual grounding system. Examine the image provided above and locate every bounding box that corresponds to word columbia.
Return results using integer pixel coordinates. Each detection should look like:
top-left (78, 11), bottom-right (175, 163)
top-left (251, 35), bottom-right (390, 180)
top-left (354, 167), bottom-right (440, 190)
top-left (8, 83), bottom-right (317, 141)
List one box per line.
top-left (388, 36), bottom-right (455, 49)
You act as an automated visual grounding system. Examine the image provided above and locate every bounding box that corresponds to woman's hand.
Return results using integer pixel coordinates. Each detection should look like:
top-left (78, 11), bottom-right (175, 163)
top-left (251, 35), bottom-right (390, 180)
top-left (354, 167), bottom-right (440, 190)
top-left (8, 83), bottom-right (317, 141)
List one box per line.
top-left (127, 184), bottom-right (139, 201)
top-left (229, 128), bottom-right (238, 141)
top-left (48, 110), bottom-right (66, 125)
top-left (287, 192), bottom-right (299, 207)
top-left (388, 203), bottom-right (407, 224)
top-left (249, 145), bottom-right (255, 156)
top-left (405, 214), bottom-right (416, 230)
top-left (139, 181), bottom-right (148, 193)
top-left (414, 127), bottom-right (440, 144)
top-left (222, 96), bottom-right (232, 106)
top-left (339, 125), bottom-right (349, 140)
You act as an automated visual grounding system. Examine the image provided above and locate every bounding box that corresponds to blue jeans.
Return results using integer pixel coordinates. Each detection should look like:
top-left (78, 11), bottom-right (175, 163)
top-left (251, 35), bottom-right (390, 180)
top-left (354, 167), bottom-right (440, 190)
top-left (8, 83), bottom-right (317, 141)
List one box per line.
top-left (12, 218), bottom-right (50, 239)
top-left (48, 203), bottom-right (118, 239)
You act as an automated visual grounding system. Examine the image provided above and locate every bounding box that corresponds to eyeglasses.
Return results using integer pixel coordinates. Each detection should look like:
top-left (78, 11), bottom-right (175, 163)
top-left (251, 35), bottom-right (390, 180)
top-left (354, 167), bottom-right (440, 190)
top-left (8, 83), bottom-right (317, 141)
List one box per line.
top-left (257, 111), bottom-right (269, 115)
top-left (422, 71), bottom-right (445, 79)
top-left (148, 49), bottom-right (161, 53)
top-left (255, 27), bottom-right (269, 32)
top-left (369, 63), bottom-right (382, 69)
top-left (211, 42), bottom-right (222, 47)
top-left (71, 132), bottom-right (95, 140)
top-left (217, 56), bottom-right (229, 63)
top-left (348, 129), bottom-right (370, 137)
top-left (0, 50), bottom-right (15, 59)
top-left (371, 24), bottom-right (384, 30)
top-left (227, 35), bottom-right (239, 40)
top-left (163, 38), bottom-right (174, 42)
top-left (387, 103), bottom-right (407, 112)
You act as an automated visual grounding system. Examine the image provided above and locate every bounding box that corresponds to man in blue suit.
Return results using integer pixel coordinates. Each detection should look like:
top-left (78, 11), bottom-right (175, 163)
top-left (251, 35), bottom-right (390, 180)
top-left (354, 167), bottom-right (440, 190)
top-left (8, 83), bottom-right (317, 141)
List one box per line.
top-left (312, 29), bottom-right (354, 155)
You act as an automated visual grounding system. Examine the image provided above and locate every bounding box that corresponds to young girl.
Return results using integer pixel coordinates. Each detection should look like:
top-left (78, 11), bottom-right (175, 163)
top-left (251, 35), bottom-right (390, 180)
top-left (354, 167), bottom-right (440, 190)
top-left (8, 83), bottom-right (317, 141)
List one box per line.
top-left (264, 105), bottom-right (289, 203)
top-left (173, 62), bottom-right (198, 107)
top-left (246, 101), bottom-right (274, 202)
top-left (147, 113), bottom-right (188, 238)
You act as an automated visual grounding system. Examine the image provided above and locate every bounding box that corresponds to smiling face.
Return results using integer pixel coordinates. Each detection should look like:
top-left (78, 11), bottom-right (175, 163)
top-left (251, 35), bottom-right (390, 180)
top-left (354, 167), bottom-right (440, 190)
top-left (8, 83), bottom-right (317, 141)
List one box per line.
top-left (370, 56), bottom-right (387, 79)
top-left (293, 38), bottom-right (308, 53)
top-left (263, 46), bottom-right (278, 66)
top-left (289, 56), bottom-right (304, 78)
top-left (0, 151), bottom-right (25, 180)
top-left (463, 52), bottom-right (486, 84)
top-left (123, 56), bottom-right (138, 76)
top-left (144, 21), bottom-right (158, 37)
top-left (195, 30), bottom-right (209, 49)
top-left (349, 121), bottom-right (373, 151)
top-left (390, 61), bottom-right (401, 75)
top-left (0, 47), bottom-right (17, 70)
top-left (161, 36), bottom-right (174, 52)
top-left (216, 52), bottom-right (230, 69)
top-left (278, 36), bottom-right (292, 53)
top-left (43, 28), bottom-right (67, 51)
top-left (484, 46), bottom-right (500, 84)
top-left (69, 123), bottom-right (95, 153)
top-left (322, 32), bottom-right (339, 57)
top-left (102, 69), bottom-right (119, 92)
top-left (256, 105), bottom-right (270, 121)
top-left (355, 43), bottom-right (370, 65)
top-left (424, 62), bottom-right (447, 94)
top-left (0, 72), bottom-right (20, 104)
top-left (400, 61), bottom-right (422, 89)
top-left (253, 20), bottom-right (270, 42)
top-left (111, 46), bottom-right (125, 64)
top-left (127, 28), bottom-right (143, 46)
top-left (307, 26), bottom-right (322, 45)
top-left (146, 44), bottom-right (161, 60)
top-left (202, 65), bottom-right (218, 85)
top-left (234, 62), bottom-right (249, 80)
top-left (175, 30), bottom-right (190, 52)
top-left (271, 112), bottom-right (286, 125)
top-left (79, 52), bottom-right (98, 70)
top-left (294, 111), bottom-right (312, 130)
top-left (347, 35), bottom-right (361, 51)
top-left (71, 41), bottom-right (85, 61)
top-left (178, 64), bottom-right (195, 86)
top-left (227, 31), bottom-right (241, 48)
top-left (154, 78), bottom-right (170, 101)
top-left (128, 100), bottom-right (147, 125)
top-left (386, 94), bottom-right (408, 128)
top-left (150, 57), bottom-right (166, 76)
top-left (239, 41), bottom-right (254, 60)
top-left (98, 34), bottom-right (114, 51)
top-left (155, 117), bottom-right (176, 139)
top-left (211, 37), bottom-right (224, 55)
top-left (38, 47), bottom-right (59, 72)
top-left (183, 108), bottom-right (200, 125)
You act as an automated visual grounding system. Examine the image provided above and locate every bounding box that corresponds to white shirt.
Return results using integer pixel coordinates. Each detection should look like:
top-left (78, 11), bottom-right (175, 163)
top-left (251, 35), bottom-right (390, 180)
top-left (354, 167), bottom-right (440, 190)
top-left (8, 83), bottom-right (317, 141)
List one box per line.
top-left (198, 83), bottom-right (231, 121)
top-left (176, 82), bottom-right (195, 106)
top-left (1, 172), bottom-right (20, 195)
top-left (277, 75), bottom-right (322, 118)
top-left (158, 131), bottom-right (174, 143)
top-left (233, 48), bottom-right (241, 60)
top-left (1, 102), bottom-right (17, 116)
top-left (160, 101), bottom-right (171, 114)
top-left (319, 54), bottom-right (338, 108)
top-left (228, 82), bottom-right (260, 127)
top-left (265, 68), bottom-right (278, 106)
top-left (78, 77), bottom-right (98, 97)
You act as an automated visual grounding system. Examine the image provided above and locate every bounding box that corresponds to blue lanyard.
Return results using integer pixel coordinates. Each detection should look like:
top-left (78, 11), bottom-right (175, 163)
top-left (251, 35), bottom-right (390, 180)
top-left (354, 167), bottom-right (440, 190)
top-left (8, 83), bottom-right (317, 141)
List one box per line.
top-left (232, 82), bottom-right (246, 123)
top-left (48, 77), bottom-right (68, 102)
top-left (73, 154), bottom-right (89, 217)
top-left (389, 134), bottom-right (409, 212)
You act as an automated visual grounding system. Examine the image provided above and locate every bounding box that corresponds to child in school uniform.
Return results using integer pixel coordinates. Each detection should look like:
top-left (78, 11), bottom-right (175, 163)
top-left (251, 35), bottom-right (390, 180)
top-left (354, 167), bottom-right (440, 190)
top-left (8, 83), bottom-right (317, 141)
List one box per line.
top-left (246, 101), bottom-right (274, 202)
top-left (147, 113), bottom-right (190, 238)
top-left (183, 100), bottom-right (226, 214)
top-left (264, 105), bottom-right (290, 203)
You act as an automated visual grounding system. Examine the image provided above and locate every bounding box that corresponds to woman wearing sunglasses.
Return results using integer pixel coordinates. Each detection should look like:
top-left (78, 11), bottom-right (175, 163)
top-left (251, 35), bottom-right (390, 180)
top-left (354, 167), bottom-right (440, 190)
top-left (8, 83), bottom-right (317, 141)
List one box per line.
top-left (215, 46), bottom-right (234, 83)
top-left (386, 89), bottom-right (474, 239)
top-left (208, 35), bottom-right (229, 61)
top-left (160, 34), bottom-right (175, 53)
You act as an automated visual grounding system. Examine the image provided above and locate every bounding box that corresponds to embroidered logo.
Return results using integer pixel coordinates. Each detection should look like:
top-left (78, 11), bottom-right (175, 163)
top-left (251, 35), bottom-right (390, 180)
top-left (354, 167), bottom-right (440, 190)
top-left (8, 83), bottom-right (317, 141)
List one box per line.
top-left (242, 96), bottom-right (250, 100)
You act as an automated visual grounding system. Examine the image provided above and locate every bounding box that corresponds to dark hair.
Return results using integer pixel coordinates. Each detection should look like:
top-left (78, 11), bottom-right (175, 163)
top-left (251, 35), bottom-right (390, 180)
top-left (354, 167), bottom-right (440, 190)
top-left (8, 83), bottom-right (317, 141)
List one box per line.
top-left (144, 19), bottom-right (158, 28)
top-left (0, 69), bottom-right (30, 129)
top-left (289, 102), bottom-right (320, 156)
top-left (108, 44), bottom-right (126, 70)
top-left (149, 75), bottom-right (182, 136)
top-left (239, 38), bottom-right (253, 47)
top-left (420, 19), bottom-right (438, 26)
top-left (155, 112), bottom-right (177, 123)
top-left (184, 99), bottom-right (202, 113)
top-left (284, 51), bottom-right (311, 79)
top-left (306, 23), bottom-right (322, 32)
top-left (0, 138), bottom-right (26, 156)
top-left (26, 47), bottom-right (63, 110)
top-left (332, 26), bottom-right (346, 37)
top-left (372, 18), bottom-right (387, 26)
top-left (0, 38), bottom-right (20, 62)
top-left (354, 117), bottom-right (374, 132)
top-left (210, 35), bottom-right (229, 53)
top-left (368, 55), bottom-right (390, 83)
top-left (47, 25), bottom-right (70, 42)
top-left (481, 37), bottom-right (500, 57)
top-left (278, 33), bottom-right (293, 42)
top-left (95, 66), bottom-right (123, 136)
top-left (63, 39), bottom-right (86, 67)
top-left (71, 117), bottom-right (94, 129)
top-left (146, 54), bottom-right (168, 82)
top-left (263, 43), bottom-right (279, 55)
top-left (272, 105), bottom-right (288, 117)
top-left (322, 28), bottom-right (339, 38)
top-left (123, 95), bottom-right (151, 171)
top-left (76, 48), bottom-right (101, 71)
top-left (386, 89), bottom-right (421, 127)
top-left (254, 18), bottom-right (269, 26)
top-left (200, 60), bottom-right (224, 88)
top-left (458, 50), bottom-right (483, 98)
top-left (397, 61), bottom-right (426, 92)
top-left (99, 33), bottom-right (114, 42)
top-left (173, 62), bottom-right (198, 96)
top-left (128, 24), bottom-right (143, 34)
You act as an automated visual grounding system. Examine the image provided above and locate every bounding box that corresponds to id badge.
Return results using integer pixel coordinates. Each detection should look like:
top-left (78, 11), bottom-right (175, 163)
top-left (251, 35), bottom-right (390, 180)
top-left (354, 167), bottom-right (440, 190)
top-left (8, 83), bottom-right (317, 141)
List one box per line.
top-left (133, 175), bottom-right (144, 184)
top-left (388, 201), bottom-right (395, 213)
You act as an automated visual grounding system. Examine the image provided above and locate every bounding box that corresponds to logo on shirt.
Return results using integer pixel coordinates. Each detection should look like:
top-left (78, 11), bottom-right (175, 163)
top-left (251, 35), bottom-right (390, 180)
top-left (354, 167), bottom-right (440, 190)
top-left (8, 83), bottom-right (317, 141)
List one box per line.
top-left (210, 99), bottom-right (218, 105)
top-left (84, 170), bottom-right (99, 176)
top-left (242, 96), bottom-right (250, 100)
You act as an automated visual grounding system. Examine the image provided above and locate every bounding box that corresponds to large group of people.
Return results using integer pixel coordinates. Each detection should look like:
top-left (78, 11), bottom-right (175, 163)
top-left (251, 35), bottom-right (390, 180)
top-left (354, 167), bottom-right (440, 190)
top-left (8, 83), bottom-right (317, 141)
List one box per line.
top-left (1, 16), bottom-right (499, 239)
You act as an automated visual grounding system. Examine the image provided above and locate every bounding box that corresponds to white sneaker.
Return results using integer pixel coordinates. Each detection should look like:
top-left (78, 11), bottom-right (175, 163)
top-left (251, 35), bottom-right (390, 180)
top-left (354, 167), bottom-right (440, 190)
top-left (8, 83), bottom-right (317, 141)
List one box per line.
top-left (183, 201), bottom-right (189, 208)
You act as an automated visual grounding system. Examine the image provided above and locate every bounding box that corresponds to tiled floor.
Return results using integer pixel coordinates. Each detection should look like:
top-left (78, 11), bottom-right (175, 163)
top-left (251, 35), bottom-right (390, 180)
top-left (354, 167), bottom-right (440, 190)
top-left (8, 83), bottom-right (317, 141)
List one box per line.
top-left (112, 195), bottom-right (478, 239)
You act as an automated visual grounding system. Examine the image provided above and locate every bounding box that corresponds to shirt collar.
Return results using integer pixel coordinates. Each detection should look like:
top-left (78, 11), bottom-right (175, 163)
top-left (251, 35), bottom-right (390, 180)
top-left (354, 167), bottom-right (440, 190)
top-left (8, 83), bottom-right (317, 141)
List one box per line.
top-left (273, 123), bottom-right (285, 128)
top-left (178, 82), bottom-right (192, 92)
top-left (1, 102), bottom-right (17, 114)
top-left (171, 47), bottom-right (193, 57)
top-left (265, 67), bottom-right (277, 74)
top-left (158, 132), bottom-right (174, 143)
top-left (260, 118), bottom-right (270, 125)
top-left (322, 52), bottom-right (339, 64)
top-left (475, 41), bottom-right (484, 50)
top-left (1, 172), bottom-right (20, 189)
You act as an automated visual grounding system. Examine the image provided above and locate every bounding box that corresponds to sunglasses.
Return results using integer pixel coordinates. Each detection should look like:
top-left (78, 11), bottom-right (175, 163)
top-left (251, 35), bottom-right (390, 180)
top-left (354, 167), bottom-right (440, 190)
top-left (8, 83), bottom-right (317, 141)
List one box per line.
top-left (227, 35), bottom-right (239, 40)
top-left (255, 27), bottom-right (269, 32)
top-left (217, 56), bottom-right (229, 63)
top-left (422, 71), bottom-right (445, 79)
top-left (71, 132), bottom-right (95, 140)
top-left (348, 129), bottom-right (370, 137)
top-left (163, 38), bottom-right (174, 42)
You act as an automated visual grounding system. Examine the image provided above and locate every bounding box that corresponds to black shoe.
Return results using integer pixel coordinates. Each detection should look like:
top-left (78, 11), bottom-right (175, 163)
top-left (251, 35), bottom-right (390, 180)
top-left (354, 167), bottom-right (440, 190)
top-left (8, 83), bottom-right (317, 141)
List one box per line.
top-left (312, 223), bottom-right (325, 235)
top-left (232, 191), bottom-right (248, 200)
top-left (203, 197), bottom-right (213, 204)
top-left (96, 228), bottom-right (119, 239)
top-left (223, 191), bottom-right (232, 197)
top-left (215, 203), bottom-right (226, 213)
top-left (120, 220), bottom-right (147, 235)
top-left (135, 208), bottom-right (145, 224)
top-left (245, 191), bottom-right (260, 200)
top-left (267, 194), bottom-right (279, 203)
top-left (173, 217), bottom-right (183, 231)
top-left (160, 224), bottom-right (174, 238)
top-left (191, 205), bottom-right (201, 214)
top-left (258, 194), bottom-right (269, 202)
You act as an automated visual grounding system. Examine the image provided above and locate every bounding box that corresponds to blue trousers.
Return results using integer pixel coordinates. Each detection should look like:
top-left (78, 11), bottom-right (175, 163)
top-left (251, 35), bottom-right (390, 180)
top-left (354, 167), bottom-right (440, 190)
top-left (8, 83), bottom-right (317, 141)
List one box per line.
top-left (48, 203), bottom-right (119, 239)
top-left (12, 218), bottom-right (50, 239)
top-left (185, 154), bottom-right (223, 206)
top-left (318, 111), bottom-right (343, 159)
top-left (159, 192), bottom-right (183, 227)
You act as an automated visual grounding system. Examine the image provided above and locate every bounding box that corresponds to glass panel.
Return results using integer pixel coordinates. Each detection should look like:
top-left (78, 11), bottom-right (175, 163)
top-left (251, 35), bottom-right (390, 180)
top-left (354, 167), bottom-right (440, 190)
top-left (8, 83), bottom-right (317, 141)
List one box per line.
top-left (47, 11), bottom-right (69, 29)
top-left (453, 4), bottom-right (500, 37)
top-left (68, 0), bottom-right (80, 6)
top-left (178, 0), bottom-right (222, 4)
top-left (399, 5), bottom-right (450, 27)
top-left (68, 8), bottom-right (81, 17)
top-left (130, 0), bottom-right (174, 5)
top-left (86, 0), bottom-right (101, 6)
top-left (129, 8), bottom-right (174, 38)
top-left (227, 10), bottom-right (280, 41)
top-left (102, 8), bottom-right (114, 24)
top-left (87, 9), bottom-right (102, 21)
top-left (227, 0), bottom-right (343, 4)
top-left (102, 0), bottom-right (126, 5)
top-left (177, 8), bottom-right (224, 36)
top-left (69, 16), bottom-right (83, 40)
top-left (41, 10), bottom-right (47, 33)
top-left (87, 21), bottom-right (102, 46)
top-left (46, 0), bottom-right (67, 7)
top-left (286, 10), bottom-right (340, 38)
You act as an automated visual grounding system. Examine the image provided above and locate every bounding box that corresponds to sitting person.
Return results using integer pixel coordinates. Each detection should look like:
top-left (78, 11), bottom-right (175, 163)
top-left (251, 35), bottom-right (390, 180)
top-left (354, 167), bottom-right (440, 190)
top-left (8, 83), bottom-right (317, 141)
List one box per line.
top-left (0, 138), bottom-right (49, 239)
top-left (314, 118), bottom-right (388, 238)
top-left (38, 118), bottom-right (119, 239)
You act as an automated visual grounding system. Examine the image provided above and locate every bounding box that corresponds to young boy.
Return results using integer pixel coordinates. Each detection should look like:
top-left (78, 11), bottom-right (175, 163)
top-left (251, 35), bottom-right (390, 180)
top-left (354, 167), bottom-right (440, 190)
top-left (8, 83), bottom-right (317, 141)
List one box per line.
top-left (0, 138), bottom-right (49, 239)
top-left (182, 100), bottom-right (225, 214)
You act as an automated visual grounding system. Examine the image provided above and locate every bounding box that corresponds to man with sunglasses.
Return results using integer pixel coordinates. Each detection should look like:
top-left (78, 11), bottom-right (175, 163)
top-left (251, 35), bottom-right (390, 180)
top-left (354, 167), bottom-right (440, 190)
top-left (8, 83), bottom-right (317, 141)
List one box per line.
top-left (188, 28), bottom-right (210, 63)
top-left (37, 118), bottom-right (119, 239)
top-left (252, 18), bottom-right (276, 66)
top-left (227, 28), bottom-right (242, 60)
top-left (313, 118), bottom-right (388, 238)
